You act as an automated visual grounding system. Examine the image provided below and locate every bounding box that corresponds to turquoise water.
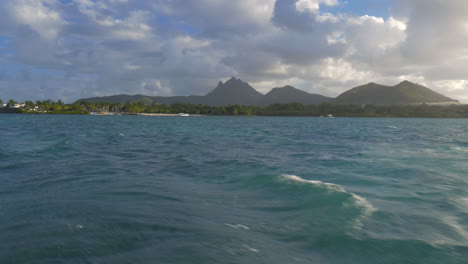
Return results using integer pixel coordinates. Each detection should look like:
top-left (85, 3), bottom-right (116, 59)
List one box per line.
top-left (1, 114), bottom-right (467, 263)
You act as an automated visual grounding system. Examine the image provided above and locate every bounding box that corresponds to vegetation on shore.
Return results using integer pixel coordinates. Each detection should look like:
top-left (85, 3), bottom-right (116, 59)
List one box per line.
top-left (1, 98), bottom-right (468, 118)
top-left (0, 99), bottom-right (89, 114)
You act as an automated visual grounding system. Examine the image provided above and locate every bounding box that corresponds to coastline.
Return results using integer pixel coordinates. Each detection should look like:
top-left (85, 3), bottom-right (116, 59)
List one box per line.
top-left (137, 113), bottom-right (205, 117)
top-left (89, 112), bottom-right (206, 116)
top-left (1, 102), bottom-right (467, 118)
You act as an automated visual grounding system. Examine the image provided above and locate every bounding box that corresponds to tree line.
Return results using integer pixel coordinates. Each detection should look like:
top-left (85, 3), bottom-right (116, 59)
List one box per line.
top-left (0, 99), bottom-right (88, 114)
top-left (1, 98), bottom-right (468, 118)
top-left (79, 101), bottom-right (468, 117)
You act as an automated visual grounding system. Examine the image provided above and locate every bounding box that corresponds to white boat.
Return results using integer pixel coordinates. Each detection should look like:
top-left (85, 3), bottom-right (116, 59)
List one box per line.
top-left (178, 113), bottom-right (190, 116)
top-left (327, 114), bottom-right (334, 118)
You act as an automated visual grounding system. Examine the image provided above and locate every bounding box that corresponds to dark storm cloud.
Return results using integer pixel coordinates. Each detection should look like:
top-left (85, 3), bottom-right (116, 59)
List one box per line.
top-left (272, 0), bottom-right (317, 32)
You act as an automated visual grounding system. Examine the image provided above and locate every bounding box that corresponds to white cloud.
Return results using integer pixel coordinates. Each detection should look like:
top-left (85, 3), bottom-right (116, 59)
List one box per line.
top-left (9, 0), bottom-right (64, 40)
top-left (296, 0), bottom-right (338, 13)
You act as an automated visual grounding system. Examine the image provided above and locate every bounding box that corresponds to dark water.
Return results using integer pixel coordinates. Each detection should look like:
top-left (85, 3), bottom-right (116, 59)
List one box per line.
top-left (1, 114), bottom-right (467, 263)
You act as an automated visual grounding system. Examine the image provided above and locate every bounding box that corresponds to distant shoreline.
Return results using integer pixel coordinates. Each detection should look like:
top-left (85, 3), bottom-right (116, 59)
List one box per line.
top-left (89, 112), bottom-right (206, 116)
top-left (137, 113), bottom-right (205, 117)
top-left (1, 100), bottom-right (467, 118)
top-left (2, 112), bottom-right (468, 118)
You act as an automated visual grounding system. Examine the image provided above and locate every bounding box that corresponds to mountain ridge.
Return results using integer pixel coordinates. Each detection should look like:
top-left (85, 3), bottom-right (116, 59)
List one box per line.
top-left (77, 79), bottom-right (457, 106)
top-left (334, 80), bottom-right (457, 105)
top-left (261, 85), bottom-right (333, 105)
top-left (204, 77), bottom-right (264, 106)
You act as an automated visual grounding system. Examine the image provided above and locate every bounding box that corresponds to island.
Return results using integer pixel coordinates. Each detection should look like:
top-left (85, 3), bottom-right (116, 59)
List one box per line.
top-left (1, 78), bottom-right (467, 118)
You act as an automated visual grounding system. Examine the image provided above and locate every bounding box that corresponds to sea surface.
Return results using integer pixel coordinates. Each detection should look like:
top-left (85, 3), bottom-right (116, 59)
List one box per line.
top-left (1, 114), bottom-right (468, 264)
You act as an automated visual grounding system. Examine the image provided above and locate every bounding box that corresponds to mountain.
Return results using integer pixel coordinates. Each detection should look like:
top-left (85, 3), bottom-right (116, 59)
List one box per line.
top-left (204, 77), bottom-right (264, 106)
top-left (261, 85), bottom-right (332, 105)
top-left (78, 94), bottom-right (207, 105)
top-left (334, 81), bottom-right (457, 105)
top-left (77, 77), bottom-right (265, 106)
top-left (77, 79), bottom-right (457, 107)
top-left (77, 94), bottom-right (154, 104)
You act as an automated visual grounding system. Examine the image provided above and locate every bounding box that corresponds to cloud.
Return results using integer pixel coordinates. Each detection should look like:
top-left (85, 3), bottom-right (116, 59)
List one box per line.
top-left (154, 0), bottom-right (275, 37)
top-left (0, 0), bottom-right (467, 103)
top-left (9, 0), bottom-right (64, 40)
top-left (396, 0), bottom-right (468, 63)
top-left (272, 0), bottom-right (317, 32)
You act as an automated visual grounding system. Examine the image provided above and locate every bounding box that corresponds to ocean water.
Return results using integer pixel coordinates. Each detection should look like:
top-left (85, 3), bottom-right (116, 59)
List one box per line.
top-left (1, 114), bottom-right (467, 264)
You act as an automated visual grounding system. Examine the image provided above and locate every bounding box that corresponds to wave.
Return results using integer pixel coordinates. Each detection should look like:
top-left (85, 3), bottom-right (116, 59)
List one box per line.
top-left (278, 174), bottom-right (377, 231)
top-left (224, 223), bottom-right (250, 230)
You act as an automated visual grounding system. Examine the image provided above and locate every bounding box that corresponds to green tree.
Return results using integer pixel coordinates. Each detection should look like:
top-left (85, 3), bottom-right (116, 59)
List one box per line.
top-left (39, 99), bottom-right (53, 111)
top-left (70, 101), bottom-right (84, 111)
top-left (24, 101), bottom-right (35, 109)
top-left (7, 99), bottom-right (17, 106)
top-left (53, 100), bottom-right (65, 111)
top-left (126, 102), bottom-right (145, 113)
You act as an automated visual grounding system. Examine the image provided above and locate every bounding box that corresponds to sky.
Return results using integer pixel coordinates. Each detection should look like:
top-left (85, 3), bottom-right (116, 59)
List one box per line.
top-left (0, 0), bottom-right (468, 103)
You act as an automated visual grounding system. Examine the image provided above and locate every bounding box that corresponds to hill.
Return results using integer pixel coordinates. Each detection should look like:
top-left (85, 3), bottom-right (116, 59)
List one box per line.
top-left (77, 94), bottom-right (152, 104)
top-left (204, 77), bottom-right (264, 106)
top-left (77, 77), bottom-right (331, 106)
top-left (261, 85), bottom-right (332, 105)
top-left (334, 81), bottom-right (457, 105)
top-left (77, 79), bottom-right (458, 107)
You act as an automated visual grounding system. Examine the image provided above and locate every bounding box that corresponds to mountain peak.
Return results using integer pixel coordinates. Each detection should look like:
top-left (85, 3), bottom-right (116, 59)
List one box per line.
top-left (205, 77), bottom-right (263, 105)
top-left (225, 77), bottom-right (243, 84)
top-left (397, 80), bottom-right (413, 85)
top-left (262, 85), bottom-right (332, 105)
top-left (335, 81), bottom-right (456, 104)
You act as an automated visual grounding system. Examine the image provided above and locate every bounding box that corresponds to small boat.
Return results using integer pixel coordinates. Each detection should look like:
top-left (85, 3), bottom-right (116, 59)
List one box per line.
top-left (178, 113), bottom-right (190, 117)
top-left (327, 114), bottom-right (334, 118)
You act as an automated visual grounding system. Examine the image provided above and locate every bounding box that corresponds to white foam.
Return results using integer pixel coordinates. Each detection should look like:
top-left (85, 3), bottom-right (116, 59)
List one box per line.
top-left (453, 147), bottom-right (468, 152)
top-left (350, 193), bottom-right (377, 215)
top-left (426, 215), bottom-right (468, 247)
top-left (279, 174), bottom-right (345, 192)
top-left (242, 244), bottom-right (259, 252)
top-left (279, 174), bottom-right (377, 230)
top-left (224, 223), bottom-right (250, 230)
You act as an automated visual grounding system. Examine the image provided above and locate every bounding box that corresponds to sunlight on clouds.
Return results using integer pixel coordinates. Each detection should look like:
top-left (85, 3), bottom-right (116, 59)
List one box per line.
top-left (342, 15), bottom-right (407, 64)
top-left (319, 58), bottom-right (373, 82)
top-left (139, 79), bottom-right (173, 96)
top-left (387, 17), bottom-right (407, 31)
top-left (296, 0), bottom-right (320, 12)
top-left (433, 80), bottom-right (468, 92)
top-left (296, 0), bottom-right (339, 13)
top-left (397, 75), bottom-right (426, 84)
top-left (348, 15), bottom-right (384, 25)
